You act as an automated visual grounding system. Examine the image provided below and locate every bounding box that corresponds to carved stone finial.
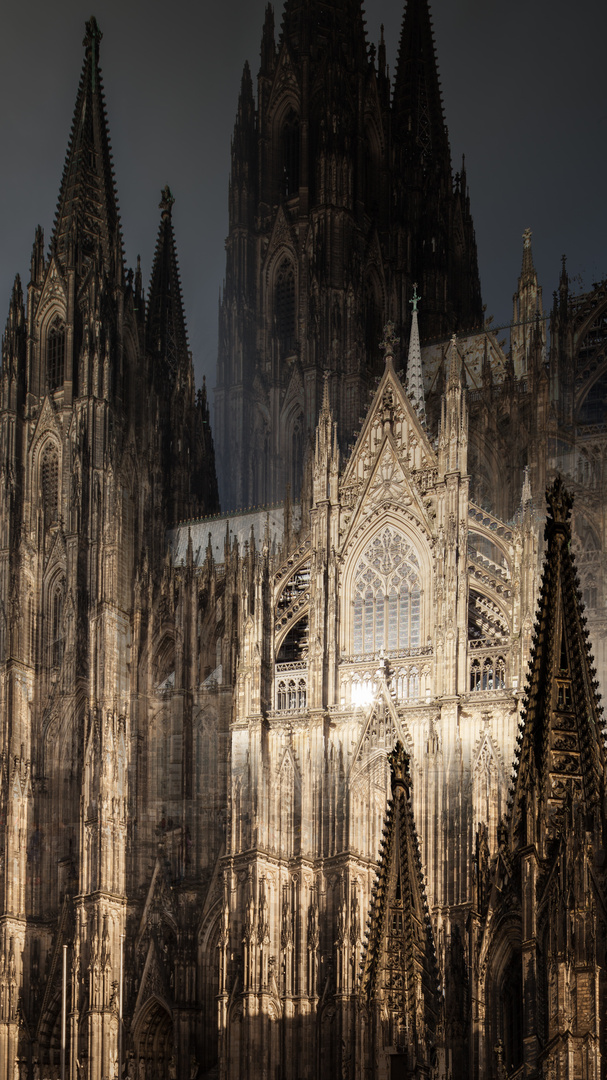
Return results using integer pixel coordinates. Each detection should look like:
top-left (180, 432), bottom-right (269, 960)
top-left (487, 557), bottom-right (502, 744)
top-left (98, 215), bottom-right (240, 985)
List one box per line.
top-left (379, 321), bottom-right (400, 365)
top-left (410, 283), bottom-right (420, 313)
top-left (84, 16), bottom-right (102, 50)
top-left (523, 227), bottom-right (532, 248)
top-left (160, 185), bottom-right (175, 217)
top-left (388, 740), bottom-right (410, 791)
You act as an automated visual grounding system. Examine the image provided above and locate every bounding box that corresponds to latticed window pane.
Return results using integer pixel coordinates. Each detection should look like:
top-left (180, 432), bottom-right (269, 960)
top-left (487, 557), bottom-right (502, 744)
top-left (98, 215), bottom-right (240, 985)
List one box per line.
top-left (353, 600), bottom-right (363, 653)
top-left (410, 586), bottom-right (421, 646)
top-left (288, 680), bottom-right (297, 709)
top-left (398, 590), bottom-right (409, 650)
top-left (363, 595), bottom-right (374, 652)
top-left (352, 527), bottom-right (421, 656)
top-left (47, 319), bottom-right (65, 390)
top-left (41, 447), bottom-right (59, 529)
top-left (388, 593), bottom-right (398, 650)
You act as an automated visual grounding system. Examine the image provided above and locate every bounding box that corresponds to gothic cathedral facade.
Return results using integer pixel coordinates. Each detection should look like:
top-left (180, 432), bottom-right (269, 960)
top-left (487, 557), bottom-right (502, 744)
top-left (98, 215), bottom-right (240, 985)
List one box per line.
top-left (1, 4), bottom-right (607, 1080)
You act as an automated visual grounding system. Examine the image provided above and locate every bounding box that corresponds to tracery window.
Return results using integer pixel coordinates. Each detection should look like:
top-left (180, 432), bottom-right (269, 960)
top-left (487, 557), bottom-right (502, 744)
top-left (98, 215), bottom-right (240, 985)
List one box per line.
top-left (274, 258), bottom-right (296, 357)
top-left (583, 576), bottom-right (598, 610)
top-left (47, 317), bottom-right (66, 390)
top-left (352, 528), bottom-right (421, 656)
top-left (277, 678), bottom-right (307, 711)
top-left (470, 655), bottom-right (506, 692)
top-left (280, 110), bottom-right (300, 197)
top-left (41, 446), bottom-right (59, 530)
top-left (51, 584), bottom-right (64, 669)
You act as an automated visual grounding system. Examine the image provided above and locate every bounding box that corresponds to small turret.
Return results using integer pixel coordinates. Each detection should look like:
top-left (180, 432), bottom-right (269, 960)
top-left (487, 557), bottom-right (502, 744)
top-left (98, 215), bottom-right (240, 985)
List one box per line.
top-left (146, 186), bottom-right (189, 384)
top-left (438, 335), bottom-right (467, 477)
top-left (29, 227), bottom-right (45, 287)
top-left (511, 228), bottom-right (545, 378)
top-left (260, 4), bottom-right (276, 75)
top-left (405, 285), bottom-right (426, 427)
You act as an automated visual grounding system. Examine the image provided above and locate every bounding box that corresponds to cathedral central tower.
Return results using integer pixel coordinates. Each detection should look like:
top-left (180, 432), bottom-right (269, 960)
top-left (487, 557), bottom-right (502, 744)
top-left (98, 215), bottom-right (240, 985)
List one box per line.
top-left (215, 0), bottom-right (482, 510)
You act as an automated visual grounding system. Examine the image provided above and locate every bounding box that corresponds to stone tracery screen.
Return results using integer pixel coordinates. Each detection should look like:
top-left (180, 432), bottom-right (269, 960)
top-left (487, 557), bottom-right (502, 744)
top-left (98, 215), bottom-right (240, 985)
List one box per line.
top-left (352, 527), bottom-right (421, 655)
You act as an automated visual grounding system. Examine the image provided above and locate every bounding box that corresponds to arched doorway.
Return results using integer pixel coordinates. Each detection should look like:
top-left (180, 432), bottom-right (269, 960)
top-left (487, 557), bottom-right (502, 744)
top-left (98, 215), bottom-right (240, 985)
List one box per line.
top-left (132, 997), bottom-right (174, 1079)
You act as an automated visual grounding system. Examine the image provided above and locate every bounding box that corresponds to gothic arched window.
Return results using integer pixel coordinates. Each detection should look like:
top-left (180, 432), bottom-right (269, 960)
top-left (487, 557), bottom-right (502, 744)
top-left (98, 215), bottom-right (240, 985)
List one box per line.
top-left (280, 110), bottom-right (300, 197)
top-left (352, 528), bottom-right (421, 656)
top-left (274, 258), bottom-right (296, 358)
top-left (290, 412), bottom-right (304, 497)
top-left (41, 445), bottom-right (59, 530)
top-left (51, 584), bottom-right (64, 669)
top-left (47, 318), bottom-right (66, 390)
top-left (364, 279), bottom-right (383, 370)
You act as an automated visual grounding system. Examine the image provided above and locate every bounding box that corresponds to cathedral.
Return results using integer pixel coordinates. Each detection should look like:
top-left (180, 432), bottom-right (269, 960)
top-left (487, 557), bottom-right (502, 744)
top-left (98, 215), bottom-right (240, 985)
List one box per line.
top-left (1, 4), bottom-right (606, 1080)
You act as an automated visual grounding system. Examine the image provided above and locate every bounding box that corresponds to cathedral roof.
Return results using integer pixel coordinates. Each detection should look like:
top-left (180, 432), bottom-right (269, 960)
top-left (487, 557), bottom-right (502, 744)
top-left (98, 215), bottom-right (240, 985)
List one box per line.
top-left (360, 741), bottom-right (440, 1056)
top-left (146, 187), bottom-right (189, 376)
top-left (510, 477), bottom-right (606, 849)
top-left (51, 17), bottom-right (122, 281)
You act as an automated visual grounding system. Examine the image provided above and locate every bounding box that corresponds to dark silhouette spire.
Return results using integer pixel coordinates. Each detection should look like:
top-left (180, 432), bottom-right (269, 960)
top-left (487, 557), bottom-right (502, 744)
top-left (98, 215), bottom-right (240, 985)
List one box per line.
top-left (510, 477), bottom-right (606, 850)
top-left (2, 276), bottom-right (26, 377)
top-left (146, 187), bottom-right (189, 377)
top-left (51, 18), bottom-right (122, 281)
top-left (392, 0), bottom-right (450, 169)
top-left (360, 741), bottom-right (440, 1067)
top-left (260, 3), bottom-right (276, 74)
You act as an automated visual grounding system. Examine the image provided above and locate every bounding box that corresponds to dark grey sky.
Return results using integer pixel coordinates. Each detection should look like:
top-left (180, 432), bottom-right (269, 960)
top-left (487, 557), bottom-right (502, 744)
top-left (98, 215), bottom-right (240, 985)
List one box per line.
top-left (1, 0), bottom-right (605, 389)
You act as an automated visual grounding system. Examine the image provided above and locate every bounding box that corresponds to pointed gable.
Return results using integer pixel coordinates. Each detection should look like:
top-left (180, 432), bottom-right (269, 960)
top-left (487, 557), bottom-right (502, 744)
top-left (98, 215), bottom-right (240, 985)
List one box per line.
top-left (343, 323), bottom-right (436, 486)
top-left (340, 323), bottom-right (436, 552)
top-left (51, 18), bottom-right (122, 281)
top-left (510, 478), bottom-right (606, 850)
top-left (360, 741), bottom-right (440, 1068)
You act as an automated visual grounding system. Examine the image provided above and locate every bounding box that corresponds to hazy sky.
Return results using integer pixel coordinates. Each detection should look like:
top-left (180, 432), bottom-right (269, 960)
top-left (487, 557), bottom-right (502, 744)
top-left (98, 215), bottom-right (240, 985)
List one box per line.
top-left (0, 0), bottom-right (605, 390)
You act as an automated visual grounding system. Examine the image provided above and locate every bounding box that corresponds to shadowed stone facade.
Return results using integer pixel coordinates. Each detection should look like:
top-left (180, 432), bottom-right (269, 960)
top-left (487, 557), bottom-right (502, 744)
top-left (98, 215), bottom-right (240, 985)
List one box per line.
top-left (1, 6), bottom-right (606, 1080)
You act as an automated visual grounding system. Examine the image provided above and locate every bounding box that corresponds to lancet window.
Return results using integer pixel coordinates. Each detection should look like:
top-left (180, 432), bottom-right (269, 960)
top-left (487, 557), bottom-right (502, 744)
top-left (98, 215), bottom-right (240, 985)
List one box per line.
top-left (274, 258), bottom-right (296, 357)
top-left (280, 110), bottom-right (300, 197)
top-left (41, 445), bottom-right (59, 530)
top-left (47, 317), bottom-right (66, 390)
top-left (352, 528), bottom-right (421, 656)
top-left (50, 583), bottom-right (64, 669)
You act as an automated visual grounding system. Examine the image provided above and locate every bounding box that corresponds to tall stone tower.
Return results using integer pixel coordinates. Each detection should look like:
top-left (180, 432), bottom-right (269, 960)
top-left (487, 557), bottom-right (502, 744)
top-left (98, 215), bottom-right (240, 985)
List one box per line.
top-left (215, 0), bottom-right (483, 510)
top-left (0, 19), bottom-right (217, 1078)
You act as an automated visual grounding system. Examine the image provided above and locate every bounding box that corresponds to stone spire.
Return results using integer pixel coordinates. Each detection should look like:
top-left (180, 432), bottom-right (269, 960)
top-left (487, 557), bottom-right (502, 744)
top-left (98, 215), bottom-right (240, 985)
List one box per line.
top-left (146, 186), bottom-right (189, 380)
top-left (511, 227), bottom-right (545, 378)
top-left (405, 285), bottom-right (426, 426)
top-left (510, 477), bottom-right (606, 851)
top-left (51, 17), bottom-right (122, 281)
top-left (360, 741), bottom-right (441, 1074)
top-left (392, 0), bottom-right (450, 169)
